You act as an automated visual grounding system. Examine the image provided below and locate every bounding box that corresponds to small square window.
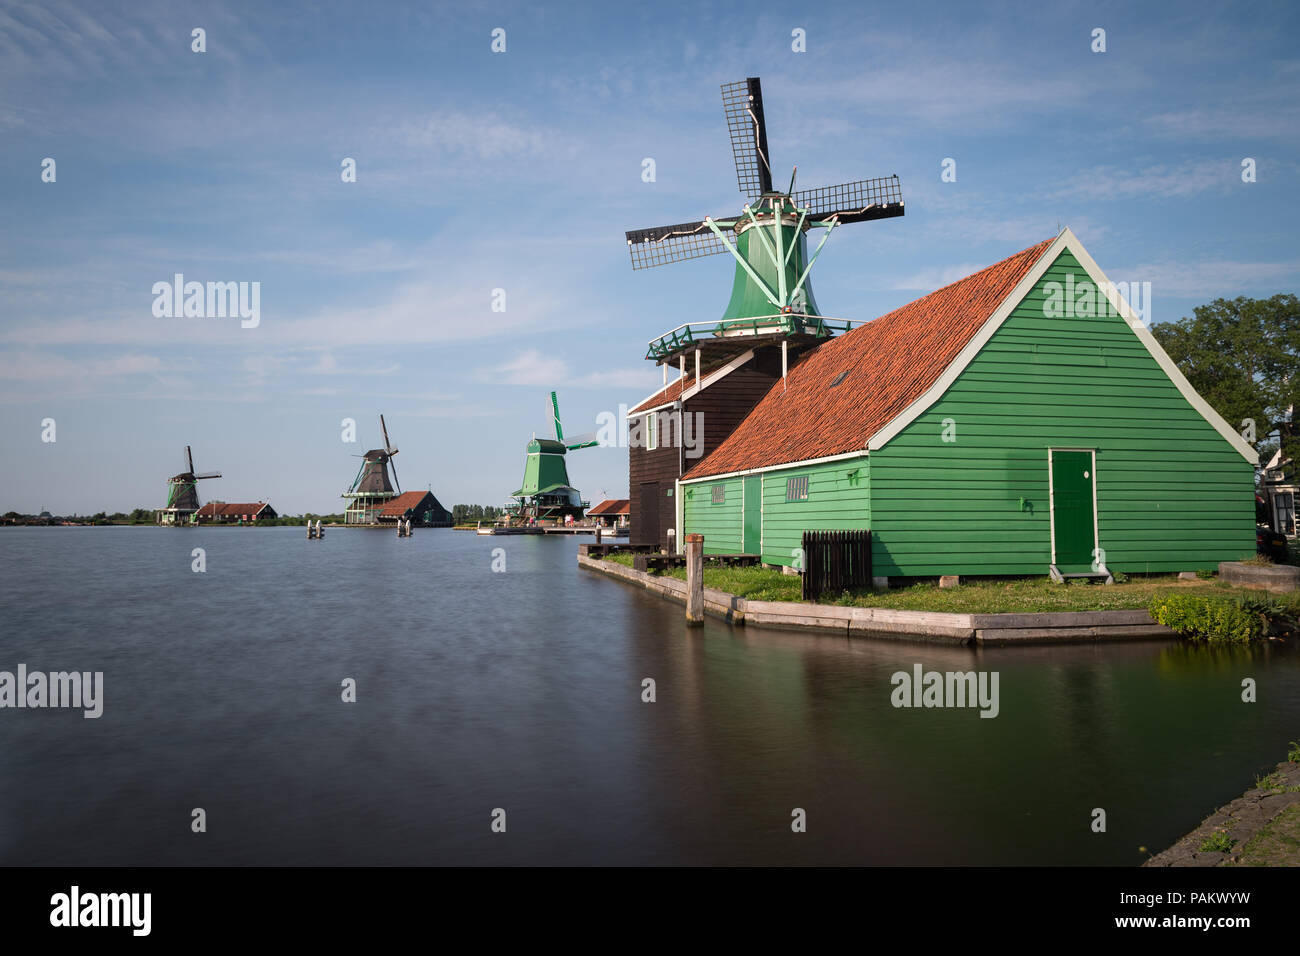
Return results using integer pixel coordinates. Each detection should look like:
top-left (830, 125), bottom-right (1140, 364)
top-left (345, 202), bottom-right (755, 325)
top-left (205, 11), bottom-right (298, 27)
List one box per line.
top-left (711, 484), bottom-right (726, 504)
top-left (785, 476), bottom-right (809, 501)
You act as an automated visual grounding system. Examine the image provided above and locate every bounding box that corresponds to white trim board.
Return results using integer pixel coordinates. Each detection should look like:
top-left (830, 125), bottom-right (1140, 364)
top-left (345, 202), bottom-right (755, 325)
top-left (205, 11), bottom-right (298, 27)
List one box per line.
top-left (866, 228), bottom-right (1259, 465)
top-left (627, 349), bottom-right (757, 417)
top-left (682, 448), bottom-right (870, 485)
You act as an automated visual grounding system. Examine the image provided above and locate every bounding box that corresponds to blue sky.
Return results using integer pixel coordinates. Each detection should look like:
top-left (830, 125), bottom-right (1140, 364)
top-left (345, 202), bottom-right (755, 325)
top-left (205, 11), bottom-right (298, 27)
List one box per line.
top-left (1, 0), bottom-right (1297, 514)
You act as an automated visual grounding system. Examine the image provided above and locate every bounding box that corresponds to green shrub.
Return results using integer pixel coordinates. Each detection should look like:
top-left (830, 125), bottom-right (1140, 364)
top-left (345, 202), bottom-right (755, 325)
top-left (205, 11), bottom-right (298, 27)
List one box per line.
top-left (1149, 593), bottom-right (1270, 643)
top-left (1289, 741), bottom-right (1300, 764)
top-left (1195, 568), bottom-right (1215, 579)
top-left (1199, 831), bottom-right (1236, 853)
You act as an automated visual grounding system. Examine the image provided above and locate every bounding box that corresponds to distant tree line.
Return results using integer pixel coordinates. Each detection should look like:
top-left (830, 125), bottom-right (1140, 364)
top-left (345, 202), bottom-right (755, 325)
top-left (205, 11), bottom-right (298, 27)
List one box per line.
top-left (3, 508), bottom-right (157, 525)
top-left (451, 504), bottom-right (505, 524)
top-left (2, 509), bottom-right (347, 526)
top-left (260, 514), bottom-right (345, 526)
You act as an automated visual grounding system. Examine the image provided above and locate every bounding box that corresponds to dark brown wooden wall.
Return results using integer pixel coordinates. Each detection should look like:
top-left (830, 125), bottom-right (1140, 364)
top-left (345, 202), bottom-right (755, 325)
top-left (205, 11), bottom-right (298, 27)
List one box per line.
top-left (628, 347), bottom-right (783, 549)
top-left (629, 436), bottom-right (678, 547)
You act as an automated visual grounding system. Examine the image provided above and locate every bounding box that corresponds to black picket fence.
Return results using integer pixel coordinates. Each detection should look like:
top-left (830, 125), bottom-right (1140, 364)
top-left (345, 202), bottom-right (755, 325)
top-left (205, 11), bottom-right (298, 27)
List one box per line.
top-left (801, 530), bottom-right (872, 601)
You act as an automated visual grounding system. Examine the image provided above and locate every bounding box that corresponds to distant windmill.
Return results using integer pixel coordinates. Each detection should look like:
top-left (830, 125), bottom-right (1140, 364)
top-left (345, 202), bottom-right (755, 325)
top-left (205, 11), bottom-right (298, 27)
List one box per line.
top-left (158, 445), bottom-right (221, 525)
top-left (342, 415), bottom-right (402, 524)
top-left (511, 391), bottom-right (595, 523)
top-left (626, 76), bottom-right (905, 370)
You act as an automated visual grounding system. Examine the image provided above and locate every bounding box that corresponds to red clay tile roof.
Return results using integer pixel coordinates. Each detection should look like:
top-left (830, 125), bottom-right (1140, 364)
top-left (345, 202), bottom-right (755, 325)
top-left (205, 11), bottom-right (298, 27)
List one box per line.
top-left (379, 491), bottom-right (437, 517)
top-left (683, 238), bottom-right (1055, 479)
top-left (196, 502), bottom-right (272, 517)
top-left (587, 498), bottom-right (630, 516)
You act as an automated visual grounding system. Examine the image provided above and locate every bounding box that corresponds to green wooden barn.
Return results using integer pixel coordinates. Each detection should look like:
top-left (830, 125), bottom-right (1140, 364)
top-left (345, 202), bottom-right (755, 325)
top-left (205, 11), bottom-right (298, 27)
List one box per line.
top-left (647, 229), bottom-right (1257, 579)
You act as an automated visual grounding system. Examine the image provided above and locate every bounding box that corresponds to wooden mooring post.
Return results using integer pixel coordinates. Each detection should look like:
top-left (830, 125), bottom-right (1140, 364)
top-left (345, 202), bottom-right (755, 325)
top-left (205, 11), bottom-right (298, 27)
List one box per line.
top-left (685, 533), bottom-right (704, 625)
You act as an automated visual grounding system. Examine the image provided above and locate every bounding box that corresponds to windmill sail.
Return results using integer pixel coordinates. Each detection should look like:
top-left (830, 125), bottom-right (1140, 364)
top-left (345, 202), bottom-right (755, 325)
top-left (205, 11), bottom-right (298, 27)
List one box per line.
top-left (625, 219), bottom-right (732, 270)
top-left (721, 77), bottom-right (772, 198)
top-left (791, 176), bottom-right (905, 223)
top-left (625, 75), bottom-right (904, 327)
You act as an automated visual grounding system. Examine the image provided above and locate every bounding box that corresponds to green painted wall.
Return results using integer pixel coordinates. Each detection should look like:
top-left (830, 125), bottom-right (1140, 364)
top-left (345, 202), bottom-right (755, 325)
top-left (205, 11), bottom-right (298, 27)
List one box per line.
top-left (758, 457), bottom-right (870, 567)
top-left (682, 456), bottom-right (870, 565)
top-left (682, 477), bottom-right (743, 553)
top-left (870, 250), bottom-right (1255, 577)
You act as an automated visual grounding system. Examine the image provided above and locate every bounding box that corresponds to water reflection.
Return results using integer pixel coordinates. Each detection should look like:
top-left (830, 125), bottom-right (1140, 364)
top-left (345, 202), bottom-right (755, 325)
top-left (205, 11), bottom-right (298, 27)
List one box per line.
top-left (0, 527), bottom-right (1295, 865)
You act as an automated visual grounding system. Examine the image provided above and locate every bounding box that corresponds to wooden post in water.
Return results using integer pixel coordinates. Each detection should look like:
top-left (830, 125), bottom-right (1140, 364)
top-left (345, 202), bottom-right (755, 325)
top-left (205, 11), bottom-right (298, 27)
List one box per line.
top-left (685, 533), bottom-right (704, 626)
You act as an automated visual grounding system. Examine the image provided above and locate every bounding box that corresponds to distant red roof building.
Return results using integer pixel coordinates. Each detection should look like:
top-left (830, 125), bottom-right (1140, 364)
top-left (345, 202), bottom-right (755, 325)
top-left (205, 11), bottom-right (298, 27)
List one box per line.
top-left (587, 499), bottom-right (630, 517)
top-left (377, 490), bottom-right (453, 526)
top-left (195, 501), bottom-right (277, 523)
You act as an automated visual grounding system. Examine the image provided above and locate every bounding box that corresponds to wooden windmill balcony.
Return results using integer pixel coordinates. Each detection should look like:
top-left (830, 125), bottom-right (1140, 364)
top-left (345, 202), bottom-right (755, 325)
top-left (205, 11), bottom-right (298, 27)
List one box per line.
top-left (645, 313), bottom-right (861, 365)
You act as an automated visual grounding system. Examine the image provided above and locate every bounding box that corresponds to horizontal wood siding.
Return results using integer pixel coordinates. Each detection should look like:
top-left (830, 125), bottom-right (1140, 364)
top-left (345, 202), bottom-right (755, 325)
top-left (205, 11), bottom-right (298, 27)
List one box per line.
top-left (682, 478), bottom-right (743, 553)
top-left (629, 432), bottom-right (678, 547)
top-left (759, 457), bottom-right (870, 567)
top-left (632, 350), bottom-right (781, 549)
top-left (870, 250), bottom-right (1255, 576)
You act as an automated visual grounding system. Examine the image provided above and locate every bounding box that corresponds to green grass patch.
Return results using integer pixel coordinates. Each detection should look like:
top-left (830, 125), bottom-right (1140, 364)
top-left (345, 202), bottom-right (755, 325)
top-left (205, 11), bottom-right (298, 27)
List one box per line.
top-left (1229, 805), bottom-right (1300, 866)
top-left (592, 552), bottom-right (1300, 614)
top-left (837, 577), bottom-right (1234, 613)
top-left (1199, 830), bottom-right (1237, 854)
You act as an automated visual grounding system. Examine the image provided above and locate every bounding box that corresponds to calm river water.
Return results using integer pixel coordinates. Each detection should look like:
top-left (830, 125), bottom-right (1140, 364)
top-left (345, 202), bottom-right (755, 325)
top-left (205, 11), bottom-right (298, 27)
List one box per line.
top-left (0, 526), bottom-right (1297, 865)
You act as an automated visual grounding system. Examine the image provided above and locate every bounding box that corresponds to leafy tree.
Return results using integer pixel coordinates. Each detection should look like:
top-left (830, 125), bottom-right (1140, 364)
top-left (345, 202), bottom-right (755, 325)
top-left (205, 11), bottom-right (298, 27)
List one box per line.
top-left (452, 504), bottom-right (503, 523)
top-left (1152, 294), bottom-right (1298, 465)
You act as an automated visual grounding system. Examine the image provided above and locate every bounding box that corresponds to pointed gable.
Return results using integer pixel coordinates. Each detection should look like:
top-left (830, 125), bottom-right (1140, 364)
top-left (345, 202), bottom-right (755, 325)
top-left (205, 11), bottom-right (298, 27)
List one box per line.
top-left (683, 238), bottom-right (1056, 478)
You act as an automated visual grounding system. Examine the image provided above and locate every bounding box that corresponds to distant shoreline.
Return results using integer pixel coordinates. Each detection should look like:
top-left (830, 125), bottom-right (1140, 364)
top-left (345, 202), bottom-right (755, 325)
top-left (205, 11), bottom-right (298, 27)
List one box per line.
top-left (0, 522), bottom-right (461, 529)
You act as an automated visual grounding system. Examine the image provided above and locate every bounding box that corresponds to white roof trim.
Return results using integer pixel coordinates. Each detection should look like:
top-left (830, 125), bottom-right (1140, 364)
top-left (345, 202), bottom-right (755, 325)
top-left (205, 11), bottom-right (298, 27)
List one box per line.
top-left (682, 348), bottom-right (755, 402)
top-left (626, 348), bottom-right (756, 418)
top-left (867, 228), bottom-right (1259, 465)
top-left (682, 448), bottom-right (870, 484)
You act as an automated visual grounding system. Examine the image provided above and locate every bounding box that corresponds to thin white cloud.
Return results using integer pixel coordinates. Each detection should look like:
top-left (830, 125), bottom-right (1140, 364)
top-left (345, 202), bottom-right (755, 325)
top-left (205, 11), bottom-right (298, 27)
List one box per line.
top-left (1045, 160), bottom-right (1244, 201)
top-left (481, 349), bottom-right (661, 390)
top-left (1126, 258), bottom-right (1300, 299)
top-left (0, 350), bottom-right (163, 382)
top-left (889, 263), bottom-right (998, 292)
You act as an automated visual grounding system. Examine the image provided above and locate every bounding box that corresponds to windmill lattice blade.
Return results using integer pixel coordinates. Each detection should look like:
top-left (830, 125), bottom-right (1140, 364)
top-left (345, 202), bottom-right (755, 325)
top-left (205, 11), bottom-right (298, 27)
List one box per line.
top-left (626, 220), bottom-right (730, 270)
top-left (389, 457), bottom-right (401, 496)
top-left (721, 77), bottom-right (772, 198)
top-left (792, 176), bottom-right (905, 222)
top-left (193, 471), bottom-right (221, 479)
top-left (186, 446), bottom-right (194, 473)
top-left (380, 414), bottom-right (393, 453)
